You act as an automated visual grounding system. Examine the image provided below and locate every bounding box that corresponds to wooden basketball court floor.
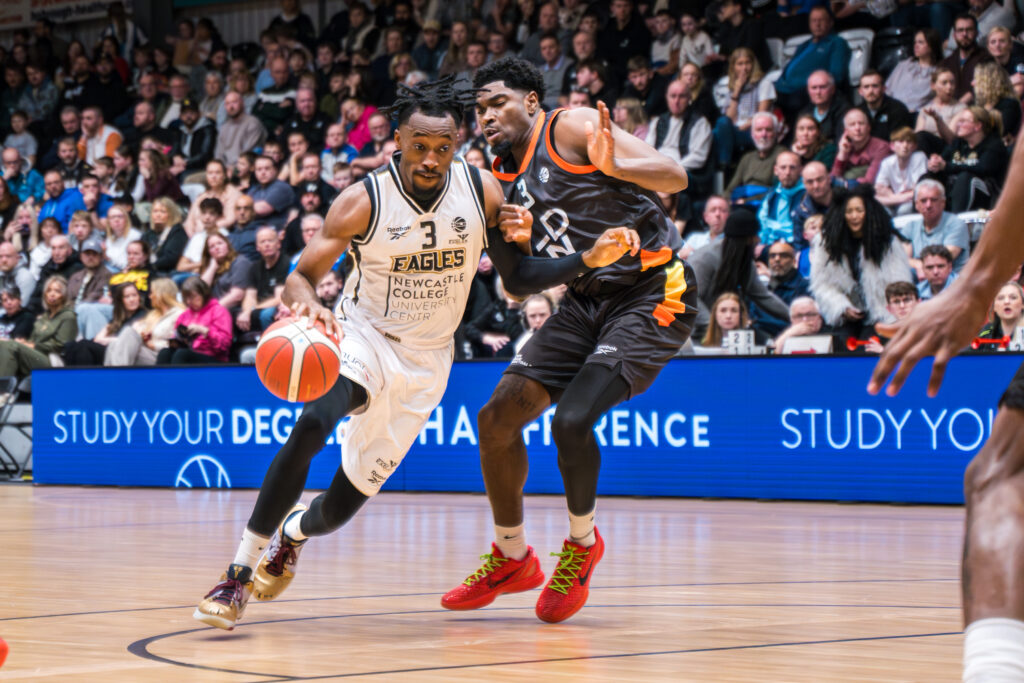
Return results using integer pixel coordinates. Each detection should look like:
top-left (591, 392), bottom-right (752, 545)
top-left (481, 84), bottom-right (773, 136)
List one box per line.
top-left (0, 485), bottom-right (965, 681)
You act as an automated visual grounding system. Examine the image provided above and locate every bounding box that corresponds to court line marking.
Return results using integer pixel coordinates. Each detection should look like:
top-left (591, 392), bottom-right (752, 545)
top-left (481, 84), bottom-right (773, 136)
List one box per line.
top-left (1, 577), bottom-right (958, 622)
top-left (124, 606), bottom-right (961, 681)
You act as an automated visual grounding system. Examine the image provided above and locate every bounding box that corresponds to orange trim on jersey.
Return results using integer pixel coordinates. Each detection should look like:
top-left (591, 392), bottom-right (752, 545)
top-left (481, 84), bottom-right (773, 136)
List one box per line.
top-left (491, 114), bottom-right (547, 182)
top-left (652, 261), bottom-right (688, 327)
top-left (639, 246), bottom-right (673, 272)
top-left (545, 109), bottom-right (598, 175)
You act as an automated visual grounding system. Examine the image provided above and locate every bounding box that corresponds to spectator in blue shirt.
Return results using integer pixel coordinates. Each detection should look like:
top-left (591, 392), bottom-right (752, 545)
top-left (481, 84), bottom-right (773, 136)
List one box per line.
top-left (916, 244), bottom-right (958, 300)
top-left (898, 178), bottom-right (970, 277)
top-left (37, 170), bottom-right (86, 231)
top-left (775, 8), bottom-right (851, 116)
top-left (246, 156), bottom-right (295, 231)
top-left (758, 151), bottom-right (807, 250)
top-left (3, 147), bottom-right (44, 204)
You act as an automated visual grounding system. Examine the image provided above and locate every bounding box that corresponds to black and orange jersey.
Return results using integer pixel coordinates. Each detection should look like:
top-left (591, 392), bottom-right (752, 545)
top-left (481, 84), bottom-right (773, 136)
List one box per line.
top-left (492, 108), bottom-right (682, 295)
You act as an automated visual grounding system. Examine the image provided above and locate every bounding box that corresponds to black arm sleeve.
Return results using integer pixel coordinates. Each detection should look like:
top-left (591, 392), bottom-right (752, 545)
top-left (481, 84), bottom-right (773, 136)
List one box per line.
top-left (485, 226), bottom-right (590, 297)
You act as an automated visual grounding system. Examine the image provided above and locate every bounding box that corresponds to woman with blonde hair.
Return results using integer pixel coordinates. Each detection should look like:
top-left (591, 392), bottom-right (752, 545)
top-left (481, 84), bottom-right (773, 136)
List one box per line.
top-left (104, 202), bottom-right (142, 272)
top-left (105, 278), bottom-right (185, 366)
top-left (0, 275), bottom-right (77, 379)
top-left (142, 196), bottom-right (188, 276)
top-left (985, 26), bottom-right (1024, 78)
top-left (714, 47), bottom-right (775, 165)
top-left (972, 60), bottom-right (1020, 139)
top-left (701, 292), bottom-right (751, 349)
top-left (4, 202), bottom-right (40, 255)
top-left (977, 281), bottom-right (1024, 344)
top-left (612, 97), bottom-right (649, 139)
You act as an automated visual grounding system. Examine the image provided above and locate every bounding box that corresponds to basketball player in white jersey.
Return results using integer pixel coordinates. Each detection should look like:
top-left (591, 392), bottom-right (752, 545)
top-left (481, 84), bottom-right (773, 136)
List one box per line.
top-left (194, 77), bottom-right (642, 630)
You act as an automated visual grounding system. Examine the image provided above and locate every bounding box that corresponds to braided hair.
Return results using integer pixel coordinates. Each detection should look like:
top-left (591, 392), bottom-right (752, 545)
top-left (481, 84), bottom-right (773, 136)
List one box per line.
top-left (379, 74), bottom-right (478, 127)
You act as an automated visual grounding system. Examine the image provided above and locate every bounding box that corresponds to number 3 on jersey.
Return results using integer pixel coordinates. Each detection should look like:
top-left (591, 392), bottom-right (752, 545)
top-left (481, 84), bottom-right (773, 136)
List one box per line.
top-left (420, 220), bottom-right (437, 249)
top-left (516, 178), bottom-right (576, 258)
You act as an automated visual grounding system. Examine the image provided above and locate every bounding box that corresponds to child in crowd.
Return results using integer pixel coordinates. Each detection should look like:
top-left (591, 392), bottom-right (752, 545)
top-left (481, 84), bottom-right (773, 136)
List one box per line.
top-left (875, 127), bottom-right (928, 216)
top-left (4, 111), bottom-right (37, 168)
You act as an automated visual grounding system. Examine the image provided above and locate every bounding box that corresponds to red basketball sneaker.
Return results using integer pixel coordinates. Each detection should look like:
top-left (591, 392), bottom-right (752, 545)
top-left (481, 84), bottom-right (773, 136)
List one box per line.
top-left (535, 528), bottom-right (605, 623)
top-left (441, 545), bottom-right (545, 610)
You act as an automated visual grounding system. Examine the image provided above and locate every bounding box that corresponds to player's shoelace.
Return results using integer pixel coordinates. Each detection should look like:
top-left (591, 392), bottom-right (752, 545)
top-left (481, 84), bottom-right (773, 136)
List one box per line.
top-left (463, 553), bottom-right (508, 585)
top-left (207, 579), bottom-right (245, 605)
top-left (265, 538), bottom-right (299, 577)
top-left (546, 546), bottom-right (588, 595)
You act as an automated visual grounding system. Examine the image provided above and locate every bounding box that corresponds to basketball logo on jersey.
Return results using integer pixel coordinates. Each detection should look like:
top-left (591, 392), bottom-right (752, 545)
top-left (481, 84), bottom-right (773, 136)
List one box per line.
top-left (449, 217), bottom-right (469, 244)
top-left (538, 167), bottom-right (550, 183)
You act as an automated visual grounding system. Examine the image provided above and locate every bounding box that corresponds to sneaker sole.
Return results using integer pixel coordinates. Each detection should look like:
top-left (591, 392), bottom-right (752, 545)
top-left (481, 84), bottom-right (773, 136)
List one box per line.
top-left (441, 568), bottom-right (546, 611)
top-left (193, 607), bottom-right (237, 631)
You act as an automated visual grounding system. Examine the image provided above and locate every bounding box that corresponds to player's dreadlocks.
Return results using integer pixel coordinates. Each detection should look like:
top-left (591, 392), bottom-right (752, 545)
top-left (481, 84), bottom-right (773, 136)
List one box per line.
top-left (473, 56), bottom-right (546, 99)
top-left (379, 74), bottom-right (478, 127)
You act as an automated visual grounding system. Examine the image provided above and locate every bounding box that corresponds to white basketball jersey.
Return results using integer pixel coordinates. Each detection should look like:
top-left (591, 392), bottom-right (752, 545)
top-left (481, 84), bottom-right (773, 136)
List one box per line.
top-left (339, 156), bottom-right (488, 349)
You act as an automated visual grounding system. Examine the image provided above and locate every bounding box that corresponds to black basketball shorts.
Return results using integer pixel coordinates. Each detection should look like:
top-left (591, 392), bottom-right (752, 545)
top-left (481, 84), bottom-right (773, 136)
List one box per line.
top-left (505, 258), bottom-right (697, 400)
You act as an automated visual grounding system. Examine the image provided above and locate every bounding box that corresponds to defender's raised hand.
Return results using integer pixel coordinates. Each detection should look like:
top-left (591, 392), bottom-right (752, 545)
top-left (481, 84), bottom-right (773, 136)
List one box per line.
top-left (584, 101), bottom-right (617, 177)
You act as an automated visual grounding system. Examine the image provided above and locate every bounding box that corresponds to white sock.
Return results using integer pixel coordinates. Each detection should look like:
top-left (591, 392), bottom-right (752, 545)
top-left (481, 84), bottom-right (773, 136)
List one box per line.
top-left (568, 508), bottom-right (596, 547)
top-left (232, 528), bottom-right (270, 570)
top-left (964, 617), bottom-right (1024, 682)
top-left (494, 524), bottom-right (528, 561)
top-left (283, 509), bottom-right (308, 542)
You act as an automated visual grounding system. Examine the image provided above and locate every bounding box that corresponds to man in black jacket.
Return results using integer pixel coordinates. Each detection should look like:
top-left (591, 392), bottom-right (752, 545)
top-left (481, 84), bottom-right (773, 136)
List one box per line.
top-left (171, 99), bottom-right (217, 179)
top-left (28, 234), bottom-right (82, 313)
top-left (0, 287), bottom-right (35, 341)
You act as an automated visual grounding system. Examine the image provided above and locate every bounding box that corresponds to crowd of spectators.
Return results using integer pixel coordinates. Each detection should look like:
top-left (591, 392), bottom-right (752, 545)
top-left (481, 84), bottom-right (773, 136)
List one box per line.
top-left (3, 0), bottom-right (1024, 378)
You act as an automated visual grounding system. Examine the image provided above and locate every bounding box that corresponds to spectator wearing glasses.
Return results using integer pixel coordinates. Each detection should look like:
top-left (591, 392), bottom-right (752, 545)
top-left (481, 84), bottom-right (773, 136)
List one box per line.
top-left (772, 297), bottom-right (827, 355)
top-left (939, 14), bottom-right (990, 103)
top-left (751, 240), bottom-right (812, 339)
top-left (926, 106), bottom-right (1009, 212)
top-left (4, 147), bottom-right (44, 204)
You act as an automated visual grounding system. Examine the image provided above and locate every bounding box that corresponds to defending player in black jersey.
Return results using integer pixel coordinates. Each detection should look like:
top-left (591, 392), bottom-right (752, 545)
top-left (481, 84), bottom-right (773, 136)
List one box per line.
top-left (192, 77), bottom-right (641, 631)
top-left (441, 57), bottom-right (698, 623)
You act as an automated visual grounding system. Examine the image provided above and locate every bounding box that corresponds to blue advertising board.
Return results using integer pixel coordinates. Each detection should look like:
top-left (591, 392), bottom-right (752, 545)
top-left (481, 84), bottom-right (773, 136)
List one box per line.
top-left (30, 354), bottom-right (1024, 503)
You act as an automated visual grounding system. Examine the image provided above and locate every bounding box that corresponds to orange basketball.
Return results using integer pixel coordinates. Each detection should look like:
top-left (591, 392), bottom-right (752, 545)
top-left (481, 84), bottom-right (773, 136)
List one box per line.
top-left (255, 317), bottom-right (342, 403)
top-left (0, 637), bottom-right (7, 668)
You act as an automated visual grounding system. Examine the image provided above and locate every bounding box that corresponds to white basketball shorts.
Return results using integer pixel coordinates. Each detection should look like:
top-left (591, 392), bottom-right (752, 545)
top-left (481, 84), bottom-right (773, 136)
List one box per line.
top-left (334, 300), bottom-right (454, 496)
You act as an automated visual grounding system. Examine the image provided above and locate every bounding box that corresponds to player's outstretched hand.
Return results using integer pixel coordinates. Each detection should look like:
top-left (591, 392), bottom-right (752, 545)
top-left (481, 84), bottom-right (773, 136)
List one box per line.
top-left (498, 203), bottom-right (533, 244)
top-left (867, 281), bottom-right (987, 398)
top-left (584, 101), bottom-right (617, 177)
top-left (582, 227), bottom-right (640, 268)
top-left (290, 300), bottom-right (345, 344)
